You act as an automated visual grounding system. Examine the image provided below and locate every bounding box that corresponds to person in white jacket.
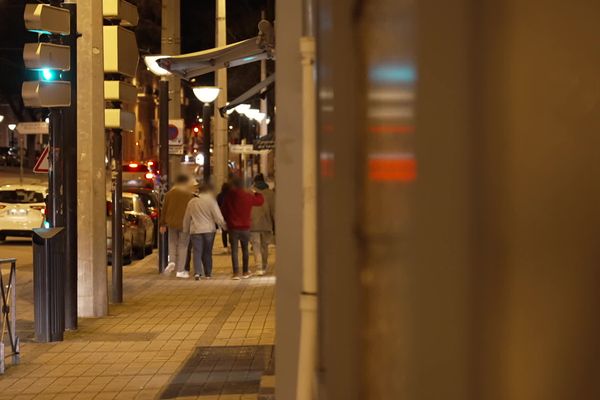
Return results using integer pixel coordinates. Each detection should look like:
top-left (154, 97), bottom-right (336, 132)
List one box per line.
top-left (182, 184), bottom-right (227, 280)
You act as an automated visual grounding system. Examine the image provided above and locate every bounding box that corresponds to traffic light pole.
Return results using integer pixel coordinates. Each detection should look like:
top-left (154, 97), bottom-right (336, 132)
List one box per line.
top-left (63, 1), bottom-right (78, 330)
top-left (111, 129), bottom-right (123, 303)
top-left (47, 108), bottom-right (65, 228)
top-left (158, 78), bottom-right (170, 273)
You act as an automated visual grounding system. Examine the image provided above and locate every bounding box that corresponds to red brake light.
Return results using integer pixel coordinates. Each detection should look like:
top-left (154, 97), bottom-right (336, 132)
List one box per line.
top-left (145, 173), bottom-right (154, 180)
top-left (30, 205), bottom-right (45, 214)
top-left (129, 163), bottom-right (138, 168)
top-left (147, 161), bottom-right (154, 166)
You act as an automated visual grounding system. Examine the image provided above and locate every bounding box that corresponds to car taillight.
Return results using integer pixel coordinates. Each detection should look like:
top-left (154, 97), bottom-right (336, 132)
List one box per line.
top-left (145, 173), bottom-right (154, 180)
top-left (150, 210), bottom-right (158, 219)
top-left (30, 205), bottom-right (45, 214)
top-left (129, 163), bottom-right (139, 168)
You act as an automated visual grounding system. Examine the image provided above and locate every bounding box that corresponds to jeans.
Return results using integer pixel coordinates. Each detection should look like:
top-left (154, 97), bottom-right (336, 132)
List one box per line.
top-left (190, 232), bottom-right (216, 277)
top-left (184, 242), bottom-right (192, 272)
top-left (250, 231), bottom-right (272, 271)
top-left (168, 228), bottom-right (189, 273)
top-left (222, 230), bottom-right (229, 248)
top-left (230, 230), bottom-right (251, 274)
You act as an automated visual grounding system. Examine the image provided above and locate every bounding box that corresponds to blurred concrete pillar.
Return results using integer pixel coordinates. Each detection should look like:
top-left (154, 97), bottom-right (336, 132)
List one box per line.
top-left (316, 0), bottom-right (600, 398)
top-left (76, 0), bottom-right (108, 317)
top-left (275, 0), bottom-right (303, 398)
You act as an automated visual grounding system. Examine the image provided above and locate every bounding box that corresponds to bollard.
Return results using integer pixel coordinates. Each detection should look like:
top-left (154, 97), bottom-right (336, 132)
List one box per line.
top-left (32, 227), bottom-right (66, 343)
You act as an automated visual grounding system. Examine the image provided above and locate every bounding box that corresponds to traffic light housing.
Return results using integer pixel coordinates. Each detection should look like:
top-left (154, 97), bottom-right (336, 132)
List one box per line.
top-left (22, 4), bottom-right (72, 108)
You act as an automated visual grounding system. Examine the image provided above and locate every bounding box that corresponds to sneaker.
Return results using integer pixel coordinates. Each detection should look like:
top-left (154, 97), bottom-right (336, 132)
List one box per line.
top-left (176, 271), bottom-right (190, 279)
top-left (255, 269), bottom-right (265, 277)
top-left (242, 272), bottom-right (253, 279)
top-left (231, 274), bottom-right (241, 280)
top-left (164, 262), bottom-right (175, 274)
top-left (194, 274), bottom-right (200, 281)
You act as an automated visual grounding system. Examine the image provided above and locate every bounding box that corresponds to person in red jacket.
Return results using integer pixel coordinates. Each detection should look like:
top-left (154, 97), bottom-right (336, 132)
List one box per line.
top-left (221, 177), bottom-right (264, 279)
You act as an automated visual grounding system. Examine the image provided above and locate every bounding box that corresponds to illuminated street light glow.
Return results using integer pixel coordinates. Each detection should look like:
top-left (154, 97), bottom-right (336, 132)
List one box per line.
top-left (245, 108), bottom-right (260, 119)
top-left (253, 112), bottom-right (267, 122)
top-left (0, 115), bottom-right (4, 123)
top-left (143, 55), bottom-right (172, 77)
top-left (8, 124), bottom-right (16, 131)
top-left (193, 86), bottom-right (220, 104)
top-left (234, 104), bottom-right (251, 114)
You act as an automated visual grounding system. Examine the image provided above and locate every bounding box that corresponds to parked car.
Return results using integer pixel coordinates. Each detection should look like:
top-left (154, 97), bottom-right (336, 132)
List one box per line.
top-left (106, 200), bottom-right (134, 265)
top-left (123, 187), bottom-right (160, 247)
top-left (0, 147), bottom-right (20, 167)
top-left (122, 192), bottom-right (154, 258)
top-left (0, 184), bottom-right (46, 241)
top-left (123, 162), bottom-right (156, 190)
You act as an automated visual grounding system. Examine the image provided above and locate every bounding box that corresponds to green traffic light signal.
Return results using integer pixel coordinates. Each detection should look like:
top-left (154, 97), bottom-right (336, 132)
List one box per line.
top-left (41, 69), bottom-right (57, 81)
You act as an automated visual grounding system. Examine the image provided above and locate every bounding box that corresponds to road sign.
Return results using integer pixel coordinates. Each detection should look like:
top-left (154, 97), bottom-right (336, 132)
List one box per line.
top-left (16, 122), bottom-right (49, 135)
top-left (169, 145), bottom-right (184, 155)
top-left (169, 119), bottom-right (184, 145)
top-left (33, 146), bottom-right (49, 174)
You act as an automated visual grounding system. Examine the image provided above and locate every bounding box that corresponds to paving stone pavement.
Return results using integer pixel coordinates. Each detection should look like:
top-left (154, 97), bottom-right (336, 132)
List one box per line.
top-left (0, 243), bottom-right (276, 400)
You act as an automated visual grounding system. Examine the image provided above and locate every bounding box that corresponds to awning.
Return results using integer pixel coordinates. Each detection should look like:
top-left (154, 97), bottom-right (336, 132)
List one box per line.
top-left (157, 20), bottom-right (275, 80)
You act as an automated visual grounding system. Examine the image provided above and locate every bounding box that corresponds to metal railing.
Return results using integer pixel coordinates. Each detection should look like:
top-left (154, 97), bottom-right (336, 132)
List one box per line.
top-left (0, 258), bottom-right (20, 374)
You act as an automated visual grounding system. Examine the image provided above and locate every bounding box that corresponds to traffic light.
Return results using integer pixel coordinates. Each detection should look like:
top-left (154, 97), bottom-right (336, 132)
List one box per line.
top-left (22, 4), bottom-right (72, 108)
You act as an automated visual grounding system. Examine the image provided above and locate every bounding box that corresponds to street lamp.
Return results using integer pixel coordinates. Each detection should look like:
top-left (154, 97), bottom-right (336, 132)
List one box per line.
top-left (8, 124), bottom-right (16, 131)
top-left (144, 55), bottom-right (172, 274)
top-left (193, 86), bottom-right (221, 183)
top-left (0, 115), bottom-right (4, 123)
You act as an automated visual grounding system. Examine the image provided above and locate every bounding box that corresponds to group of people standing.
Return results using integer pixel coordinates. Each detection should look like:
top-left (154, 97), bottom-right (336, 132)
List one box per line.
top-left (159, 173), bottom-right (275, 280)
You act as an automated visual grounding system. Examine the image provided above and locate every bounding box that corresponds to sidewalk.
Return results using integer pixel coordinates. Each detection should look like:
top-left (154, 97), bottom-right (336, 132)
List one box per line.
top-left (0, 244), bottom-right (276, 400)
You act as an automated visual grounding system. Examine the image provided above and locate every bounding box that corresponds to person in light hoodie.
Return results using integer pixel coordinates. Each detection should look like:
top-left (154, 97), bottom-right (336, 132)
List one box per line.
top-left (183, 183), bottom-right (227, 280)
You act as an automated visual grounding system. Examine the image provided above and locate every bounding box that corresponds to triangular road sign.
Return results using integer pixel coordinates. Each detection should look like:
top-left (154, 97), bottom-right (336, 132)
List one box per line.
top-left (33, 146), bottom-right (49, 174)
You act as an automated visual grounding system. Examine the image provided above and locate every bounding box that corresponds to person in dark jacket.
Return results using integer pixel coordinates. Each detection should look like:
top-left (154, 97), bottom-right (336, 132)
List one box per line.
top-left (221, 177), bottom-right (264, 279)
top-left (216, 182), bottom-right (231, 253)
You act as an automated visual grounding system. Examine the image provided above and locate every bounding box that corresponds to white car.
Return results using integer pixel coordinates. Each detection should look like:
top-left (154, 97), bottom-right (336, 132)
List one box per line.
top-left (0, 184), bottom-right (47, 241)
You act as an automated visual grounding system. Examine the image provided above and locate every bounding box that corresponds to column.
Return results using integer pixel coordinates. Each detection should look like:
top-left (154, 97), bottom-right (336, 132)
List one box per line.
top-left (76, 0), bottom-right (108, 317)
top-left (214, 0), bottom-right (228, 188)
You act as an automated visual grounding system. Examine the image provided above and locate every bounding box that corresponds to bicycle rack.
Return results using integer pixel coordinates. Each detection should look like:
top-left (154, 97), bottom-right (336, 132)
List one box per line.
top-left (0, 258), bottom-right (19, 374)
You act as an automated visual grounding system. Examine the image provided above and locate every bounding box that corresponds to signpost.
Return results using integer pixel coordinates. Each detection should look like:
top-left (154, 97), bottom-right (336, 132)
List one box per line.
top-left (33, 147), bottom-right (50, 174)
top-left (16, 122), bottom-right (49, 135)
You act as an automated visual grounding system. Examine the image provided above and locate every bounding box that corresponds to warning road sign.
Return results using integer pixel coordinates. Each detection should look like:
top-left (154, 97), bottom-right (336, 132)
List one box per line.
top-left (33, 146), bottom-right (49, 174)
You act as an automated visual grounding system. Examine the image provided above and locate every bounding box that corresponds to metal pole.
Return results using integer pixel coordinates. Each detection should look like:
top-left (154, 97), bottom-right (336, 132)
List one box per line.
top-left (18, 136), bottom-right (23, 185)
top-left (158, 78), bottom-right (170, 273)
top-left (202, 103), bottom-right (211, 183)
top-left (47, 109), bottom-right (65, 228)
top-left (63, 1), bottom-right (78, 330)
top-left (111, 129), bottom-right (123, 303)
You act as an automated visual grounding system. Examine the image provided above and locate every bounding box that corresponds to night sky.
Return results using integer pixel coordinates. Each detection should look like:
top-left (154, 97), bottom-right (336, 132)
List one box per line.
top-left (0, 0), bottom-right (273, 121)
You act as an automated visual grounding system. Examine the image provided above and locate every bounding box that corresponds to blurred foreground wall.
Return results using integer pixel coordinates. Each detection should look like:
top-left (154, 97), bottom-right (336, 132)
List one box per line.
top-left (316, 0), bottom-right (600, 399)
